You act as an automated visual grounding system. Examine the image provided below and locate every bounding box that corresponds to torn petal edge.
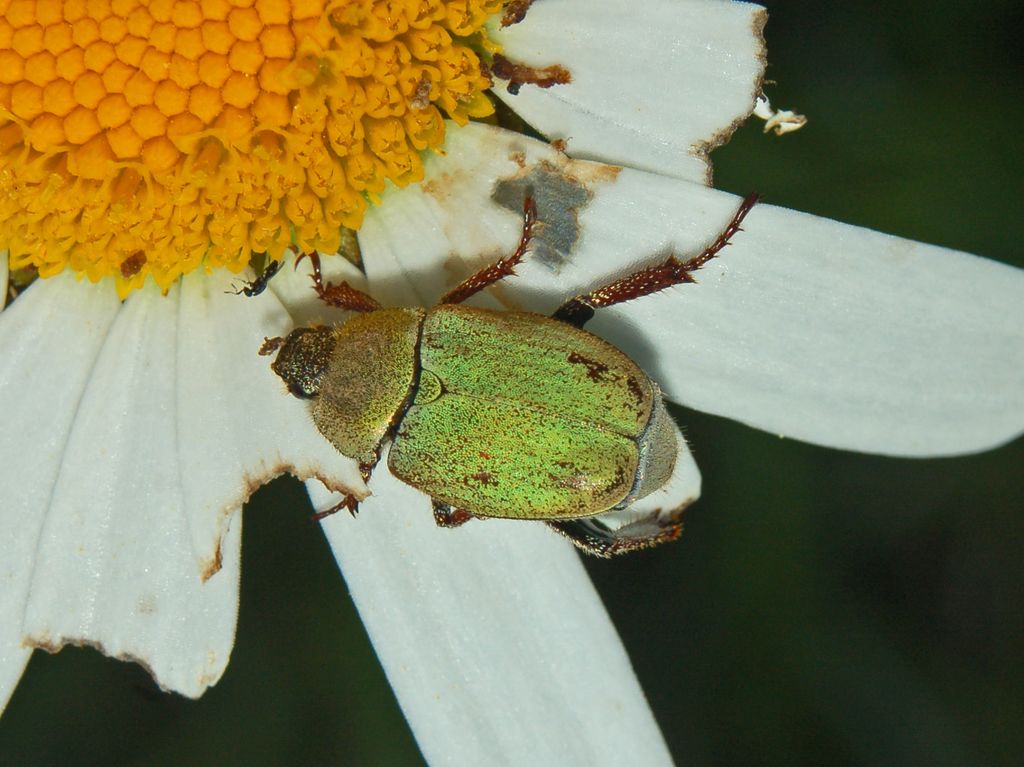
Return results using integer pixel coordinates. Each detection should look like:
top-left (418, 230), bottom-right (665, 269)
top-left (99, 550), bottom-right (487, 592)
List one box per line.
top-left (489, 0), bottom-right (768, 185)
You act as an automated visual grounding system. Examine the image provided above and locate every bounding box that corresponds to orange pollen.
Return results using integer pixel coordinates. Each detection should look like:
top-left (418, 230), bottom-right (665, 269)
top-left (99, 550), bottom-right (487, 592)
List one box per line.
top-left (0, 0), bottom-right (502, 296)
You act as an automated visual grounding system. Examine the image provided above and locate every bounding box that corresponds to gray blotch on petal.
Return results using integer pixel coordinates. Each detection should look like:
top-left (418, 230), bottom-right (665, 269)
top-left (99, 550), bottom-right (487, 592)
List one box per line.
top-left (491, 162), bottom-right (592, 272)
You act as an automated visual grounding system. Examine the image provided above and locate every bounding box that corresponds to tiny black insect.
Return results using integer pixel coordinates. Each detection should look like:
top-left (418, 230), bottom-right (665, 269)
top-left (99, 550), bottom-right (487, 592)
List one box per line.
top-left (228, 259), bottom-right (283, 297)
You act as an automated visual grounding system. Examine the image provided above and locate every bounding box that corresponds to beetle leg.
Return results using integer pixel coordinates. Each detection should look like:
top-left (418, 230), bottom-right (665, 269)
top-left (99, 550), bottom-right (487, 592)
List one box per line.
top-left (310, 459), bottom-right (382, 522)
top-left (432, 500), bottom-right (475, 528)
top-left (552, 193), bottom-right (760, 328)
top-left (297, 251), bottom-right (382, 312)
top-left (311, 493), bottom-right (361, 522)
top-left (547, 516), bottom-right (684, 557)
top-left (438, 195), bottom-right (538, 305)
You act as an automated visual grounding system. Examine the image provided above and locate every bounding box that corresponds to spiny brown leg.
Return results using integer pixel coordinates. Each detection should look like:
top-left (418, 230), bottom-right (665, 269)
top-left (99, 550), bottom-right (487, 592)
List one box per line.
top-left (438, 195), bottom-right (538, 305)
top-left (547, 517), bottom-right (684, 557)
top-left (311, 493), bottom-right (361, 522)
top-left (310, 455), bottom-right (385, 522)
top-left (296, 251), bottom-right (382, 312)
top-left (432, 500), bottom-right (475, 528)
top-left (553, 193), bottom-right (760, 328)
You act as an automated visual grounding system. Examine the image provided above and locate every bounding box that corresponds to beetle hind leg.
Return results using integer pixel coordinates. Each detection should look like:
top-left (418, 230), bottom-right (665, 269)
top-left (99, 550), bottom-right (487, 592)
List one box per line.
top-left (432, 500), bottom-right (475, 528)
top-left (552, 193), bottom-right (760, 328)
top-left (547, 515), bottom-right (684, 557)
top-left (438, 195), bottom-right (538, 305)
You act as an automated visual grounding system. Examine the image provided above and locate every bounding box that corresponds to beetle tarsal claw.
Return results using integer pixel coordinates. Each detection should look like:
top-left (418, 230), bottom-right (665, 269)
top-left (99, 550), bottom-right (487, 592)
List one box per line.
top-left (312, 493), bottom-right (360, 522)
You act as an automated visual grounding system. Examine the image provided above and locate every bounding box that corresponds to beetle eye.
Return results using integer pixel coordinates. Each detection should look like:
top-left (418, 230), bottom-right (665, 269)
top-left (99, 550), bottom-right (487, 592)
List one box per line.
top-left (269, 327), bottom-right (336, 399)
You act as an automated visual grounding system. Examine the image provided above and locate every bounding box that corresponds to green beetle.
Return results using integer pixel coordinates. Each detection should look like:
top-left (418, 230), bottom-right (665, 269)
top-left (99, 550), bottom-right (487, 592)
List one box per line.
top-left (260, 194), bottom-right (758, 555)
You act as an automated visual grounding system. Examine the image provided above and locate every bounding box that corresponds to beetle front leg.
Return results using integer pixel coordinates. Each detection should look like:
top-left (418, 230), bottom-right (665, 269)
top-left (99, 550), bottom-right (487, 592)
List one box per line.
top-left (311, 460), bottom-right (380, 521)
top-left (553, 193), bottom-right (760, 328)
top-left (438, 195), bottom-right (538, 305)
top-left (312, 493), bottom-right (361, 522)
top-left (297, 251), bottom-right (382, 312)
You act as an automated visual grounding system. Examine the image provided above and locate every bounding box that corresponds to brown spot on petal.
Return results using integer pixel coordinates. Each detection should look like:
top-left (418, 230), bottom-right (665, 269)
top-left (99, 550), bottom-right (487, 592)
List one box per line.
top-left (200, 540), bottom-right (224, 583)
top-left (491, 54), bottom-right (571, 96)
top-left (501, 0), bottom-right (536, 27)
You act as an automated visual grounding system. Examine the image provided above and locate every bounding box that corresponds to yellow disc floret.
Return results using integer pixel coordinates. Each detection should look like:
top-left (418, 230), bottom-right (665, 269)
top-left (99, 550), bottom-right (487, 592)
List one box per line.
top-left (0, 0), bottom-right (501, 295)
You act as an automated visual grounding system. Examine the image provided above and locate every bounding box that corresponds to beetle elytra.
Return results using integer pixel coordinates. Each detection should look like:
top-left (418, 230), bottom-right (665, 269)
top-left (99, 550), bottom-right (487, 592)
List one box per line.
top-left (260, 193), bottom-right (759, 555)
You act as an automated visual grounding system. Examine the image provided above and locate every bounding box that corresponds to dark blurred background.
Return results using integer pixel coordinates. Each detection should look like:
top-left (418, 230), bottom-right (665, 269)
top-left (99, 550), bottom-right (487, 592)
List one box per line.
top-left (3, 1), bottom-right (1022, 765)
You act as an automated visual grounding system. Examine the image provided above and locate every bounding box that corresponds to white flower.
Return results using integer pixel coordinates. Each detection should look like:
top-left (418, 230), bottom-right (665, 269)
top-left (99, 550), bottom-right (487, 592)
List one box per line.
top-left (1, 1), bottom-right (1021, 765)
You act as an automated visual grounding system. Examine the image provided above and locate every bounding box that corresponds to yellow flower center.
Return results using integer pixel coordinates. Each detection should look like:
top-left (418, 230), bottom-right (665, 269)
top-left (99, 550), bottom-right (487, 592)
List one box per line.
top-left (0, 0), bottom-right (501, 296)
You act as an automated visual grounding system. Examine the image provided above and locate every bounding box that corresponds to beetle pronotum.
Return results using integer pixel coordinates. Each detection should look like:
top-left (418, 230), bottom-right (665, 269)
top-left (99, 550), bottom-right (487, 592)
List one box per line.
top-left (259, 193), bottom-right (759, 555)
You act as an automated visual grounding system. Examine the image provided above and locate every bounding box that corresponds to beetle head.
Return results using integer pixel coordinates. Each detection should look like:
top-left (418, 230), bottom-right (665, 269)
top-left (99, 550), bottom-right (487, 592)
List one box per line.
top-left (268, 326), bottom-right (337, 399)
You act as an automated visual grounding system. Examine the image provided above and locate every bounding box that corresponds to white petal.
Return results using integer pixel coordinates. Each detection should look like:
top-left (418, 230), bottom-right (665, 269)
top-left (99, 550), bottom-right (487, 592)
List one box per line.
top-left (175, 267), bottom-right (365, 575)
top-left (0, 274), bottom-right (120, 712)
top-left (363, 123), bottom-right (1024, 456)
top-left (489, 0), bottom-right (765, 184)
top-left (312, 464), bottom-right (673, 767)
top-left (1, 268), bottom-right (368, 705)
top-left (18, 280), bottom-right (240, 698)
top-left (561, 181), bottom-right (1024, 456)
